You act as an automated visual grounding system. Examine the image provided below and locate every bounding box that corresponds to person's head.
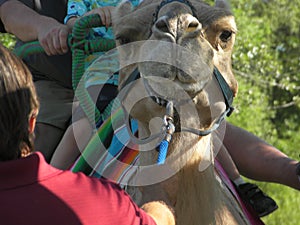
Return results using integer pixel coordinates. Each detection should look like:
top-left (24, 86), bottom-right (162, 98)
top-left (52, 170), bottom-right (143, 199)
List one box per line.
top-left (0, 44), bottom-right (39, 161)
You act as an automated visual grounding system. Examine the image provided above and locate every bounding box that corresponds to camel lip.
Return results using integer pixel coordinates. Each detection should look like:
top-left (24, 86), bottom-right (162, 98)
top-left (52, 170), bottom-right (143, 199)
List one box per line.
top-left (176, 78), bottom-right (210, 95)
top-left (143, 73), bottom-right (209, 94)
top-left (143, 77), bottom-right (171, 106)
top-left (143, 76), bottom-right (194, 106)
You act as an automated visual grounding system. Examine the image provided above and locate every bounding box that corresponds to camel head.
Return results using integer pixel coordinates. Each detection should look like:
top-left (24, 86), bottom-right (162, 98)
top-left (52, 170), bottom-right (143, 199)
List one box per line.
top-left (112, 0), bottom-right (237, 164)
top-left (113, 0), bottom-right (237, 93)
top-left (113, 0), bottom-right (237, 125)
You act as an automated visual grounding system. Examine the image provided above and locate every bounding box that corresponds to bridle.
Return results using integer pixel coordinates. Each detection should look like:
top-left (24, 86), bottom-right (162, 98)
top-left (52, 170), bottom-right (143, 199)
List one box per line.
top-left (119, 0), bottom-right (234, 164)
top-left (120, 66), bottom-right (234, 164)
top-left (153, 0), bottom-right (197, 23)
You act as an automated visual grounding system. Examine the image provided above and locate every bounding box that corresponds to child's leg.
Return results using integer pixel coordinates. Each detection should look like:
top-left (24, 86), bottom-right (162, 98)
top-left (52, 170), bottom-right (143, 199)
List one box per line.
top-left (215, 144), bottom-right (241, 182)
top-left (214, 133), bottom-right (244, 184)
top-left (215, 136), bottom-right (278, 217)
top-left (50, 117), bottom-right (93, 170)
top-left (50, 83), bottom-right (118, 170)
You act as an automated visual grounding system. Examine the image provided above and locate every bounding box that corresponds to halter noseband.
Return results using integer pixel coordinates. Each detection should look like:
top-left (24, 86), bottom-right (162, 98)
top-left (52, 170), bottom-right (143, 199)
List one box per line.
top-left (122, 66), bottom-right (234, 132)
top-left (153, 0), bottom-right (197, 22)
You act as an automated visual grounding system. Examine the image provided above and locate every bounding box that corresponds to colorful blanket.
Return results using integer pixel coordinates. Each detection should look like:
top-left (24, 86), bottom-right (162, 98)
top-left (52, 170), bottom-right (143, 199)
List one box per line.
top-left (70, 99), bottom-right (140, 187)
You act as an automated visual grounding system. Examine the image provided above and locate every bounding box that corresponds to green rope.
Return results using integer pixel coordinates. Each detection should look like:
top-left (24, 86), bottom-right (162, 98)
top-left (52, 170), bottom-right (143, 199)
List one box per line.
top-left (71, 14), bottom-right (116, 125)
top-left (13, 41), bottom-right (44, 58)
top-left (14, 14), bottom-right (116, 126)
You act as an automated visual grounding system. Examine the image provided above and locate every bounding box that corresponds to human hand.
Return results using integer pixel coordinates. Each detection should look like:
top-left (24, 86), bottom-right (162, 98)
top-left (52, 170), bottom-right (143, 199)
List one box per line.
top-left (37, 21), bottom-right (71, 56)
top-left (141, 201), bottom-right (175, 225)
top-left (84, 6), bottom-right (115, 28)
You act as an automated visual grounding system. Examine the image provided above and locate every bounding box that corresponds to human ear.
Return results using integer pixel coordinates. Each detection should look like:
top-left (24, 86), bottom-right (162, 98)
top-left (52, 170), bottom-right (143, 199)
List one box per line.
top-left (28, 109), bottom-right (38, 134)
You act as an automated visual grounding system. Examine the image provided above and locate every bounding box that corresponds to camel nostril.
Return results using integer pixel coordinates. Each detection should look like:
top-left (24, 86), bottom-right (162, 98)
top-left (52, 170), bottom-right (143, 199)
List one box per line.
top-left (186, 20), bottom-right (201, 32)
top-left (189, 21), bottom-right (199, 29)
top-left (155, 17), bottom-right (170, 33)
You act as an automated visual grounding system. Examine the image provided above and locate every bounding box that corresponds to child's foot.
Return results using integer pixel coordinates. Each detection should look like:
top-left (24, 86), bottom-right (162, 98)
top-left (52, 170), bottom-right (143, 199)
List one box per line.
top-left (235, 182), bottom-right (278, 217)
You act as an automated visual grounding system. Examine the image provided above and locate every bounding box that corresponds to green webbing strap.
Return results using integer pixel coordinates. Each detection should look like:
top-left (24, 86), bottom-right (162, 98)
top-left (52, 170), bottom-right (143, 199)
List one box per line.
top-left (14, 14), bottom-right (116, 126)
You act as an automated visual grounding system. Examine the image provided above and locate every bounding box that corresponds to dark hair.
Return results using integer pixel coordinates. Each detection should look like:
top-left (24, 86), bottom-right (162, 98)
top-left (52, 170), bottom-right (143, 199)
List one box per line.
top-left (0, 44), bottom-right (39, 161)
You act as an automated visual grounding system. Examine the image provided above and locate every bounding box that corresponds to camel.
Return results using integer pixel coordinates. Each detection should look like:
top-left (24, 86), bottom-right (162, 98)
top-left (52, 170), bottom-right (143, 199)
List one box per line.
top-left (111, 0), bottom-right (253, 224)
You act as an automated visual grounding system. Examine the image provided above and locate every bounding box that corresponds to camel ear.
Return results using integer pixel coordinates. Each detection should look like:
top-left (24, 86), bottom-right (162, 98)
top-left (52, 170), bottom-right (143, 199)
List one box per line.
top-left (113, 1), bottom-right (135, 32)
top-left (114, 1), bottom-right (134, 19)
top-left (215, 0), bottom-right (231, 11)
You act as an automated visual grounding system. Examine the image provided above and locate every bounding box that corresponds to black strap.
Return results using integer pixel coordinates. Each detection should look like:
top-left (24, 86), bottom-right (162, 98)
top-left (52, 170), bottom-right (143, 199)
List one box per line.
top-left (119, 67), bottom-right (140, 90)
top-left (213, 67), bottom-right (234, 117)
top-left (154, 0), bottom-right (197, 19)
top-left (121, 66), bottom-right (234, 118)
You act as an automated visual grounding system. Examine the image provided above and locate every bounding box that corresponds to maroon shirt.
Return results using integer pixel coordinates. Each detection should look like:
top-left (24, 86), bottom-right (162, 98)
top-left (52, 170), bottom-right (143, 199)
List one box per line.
top-left (0, 152), bottom-right (156, 225)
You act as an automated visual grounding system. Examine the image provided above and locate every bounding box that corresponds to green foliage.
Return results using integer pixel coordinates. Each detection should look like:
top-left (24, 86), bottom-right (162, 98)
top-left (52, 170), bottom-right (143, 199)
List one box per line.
top-left (228, 0), bottom-right (300, 224)
top-left (229, 0), bottom-right (300, 150)
top-left (0, 33), bottom-right (16, 49)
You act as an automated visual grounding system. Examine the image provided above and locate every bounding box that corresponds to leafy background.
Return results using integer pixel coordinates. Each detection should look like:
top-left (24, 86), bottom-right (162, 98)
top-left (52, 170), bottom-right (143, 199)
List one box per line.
top-left (228, 1), bottom-right (300, 224)
top-left (1, 0), bottom-right (299, 224)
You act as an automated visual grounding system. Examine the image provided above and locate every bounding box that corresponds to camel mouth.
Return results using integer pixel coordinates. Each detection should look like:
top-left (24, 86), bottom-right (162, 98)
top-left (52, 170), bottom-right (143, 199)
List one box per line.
top-left (137, 39), bottom-right (214, 94)
top-left (174, 76), bottom-right (211, 95)
top-left (137, 41), bottom-right (214, 100)
top-left (139, 62), bottom-right (213, 102)
top-left (142, 75), bottom-right (198, 106)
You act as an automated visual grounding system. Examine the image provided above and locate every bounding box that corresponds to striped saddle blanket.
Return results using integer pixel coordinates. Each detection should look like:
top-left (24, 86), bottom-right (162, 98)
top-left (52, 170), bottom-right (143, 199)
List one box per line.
top-left (70, 98), bottom-right (140, 187)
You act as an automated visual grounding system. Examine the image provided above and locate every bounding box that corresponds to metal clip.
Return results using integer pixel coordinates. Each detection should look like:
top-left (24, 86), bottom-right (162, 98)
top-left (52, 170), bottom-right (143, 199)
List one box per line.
top-left (164, 119), bottom-right (175, 142)
top-left (166, 101), bottom-right (174, 118)
top-left (162, 101), bottom-right (175, 142)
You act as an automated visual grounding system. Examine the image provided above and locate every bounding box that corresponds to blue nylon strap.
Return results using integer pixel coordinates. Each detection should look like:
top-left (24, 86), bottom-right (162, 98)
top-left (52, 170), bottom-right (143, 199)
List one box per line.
top-left (157, 139), bottom-right (169, 164)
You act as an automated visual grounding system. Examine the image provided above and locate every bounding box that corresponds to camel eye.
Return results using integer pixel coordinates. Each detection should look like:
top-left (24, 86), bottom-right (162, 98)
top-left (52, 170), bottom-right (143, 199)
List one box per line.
top-left (219, 30), bottom-right (232, 42)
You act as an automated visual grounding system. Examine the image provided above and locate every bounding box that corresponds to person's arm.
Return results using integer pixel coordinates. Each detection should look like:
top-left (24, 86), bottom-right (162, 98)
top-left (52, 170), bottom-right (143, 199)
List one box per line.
top-left (0, 0), bottom-right (70, 55)
top-left (223, 121), bottom-right (300, 190)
